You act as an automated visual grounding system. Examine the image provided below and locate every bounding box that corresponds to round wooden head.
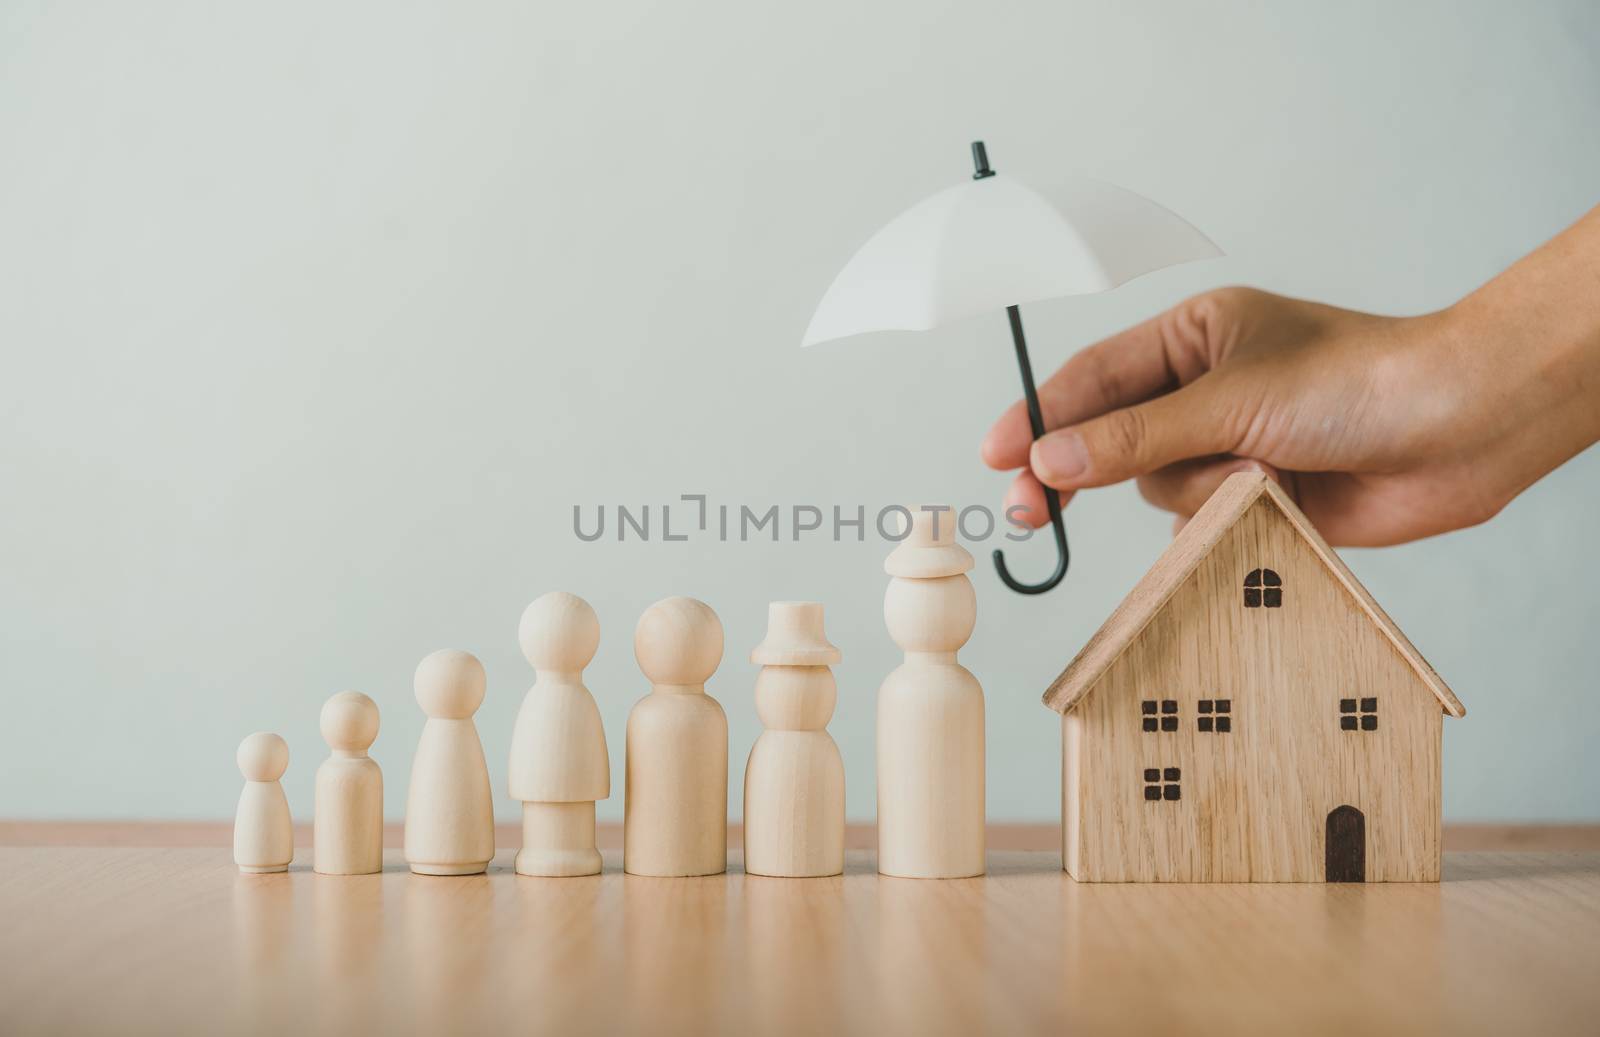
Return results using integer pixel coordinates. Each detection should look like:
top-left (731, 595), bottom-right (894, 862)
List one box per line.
top-left (884, 573), bottom-right (977, 653)
top-left (414, 648), bottom-right (487, 719)
top-left (634, 596), bottom-right (724, 686)
top-left (237, 731), bottom-right (289, 782)
top-left (519, 591), bottom-right (600, 674)
top-left (320, 690), bottom-right (380, 751)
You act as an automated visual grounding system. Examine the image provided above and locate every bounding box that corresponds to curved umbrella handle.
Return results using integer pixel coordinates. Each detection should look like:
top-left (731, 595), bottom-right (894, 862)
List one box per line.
top-left (992, 304), bottom-right (1071, 595)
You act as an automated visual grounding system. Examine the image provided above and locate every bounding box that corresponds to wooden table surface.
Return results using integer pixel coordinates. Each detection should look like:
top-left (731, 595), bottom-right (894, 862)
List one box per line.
top-left (3, 842), bottom-right (1599, 1036)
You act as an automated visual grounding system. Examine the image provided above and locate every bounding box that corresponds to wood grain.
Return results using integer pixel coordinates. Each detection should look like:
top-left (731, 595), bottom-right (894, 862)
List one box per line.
top-left (744, 602), bottom-right (846, 878)
top-left (2, 846), bottom-right (1597, 1036)
top-left (1044, 472), bottom-right (1462, 716)
top-left (404, 650), bottom-right (496, 876)
top-left (1068, 494), bottom-right (1441, 881)
top-left (314, 693), bottom-right (384, 875)
top-left (878, 507), bottom-right (985, 879)
top-left (509, 591), bottom-right (610, 877)
top-left (625, 596), bottom-right (729, 877)
top-left (3, 821), bottom-right (1597, 851)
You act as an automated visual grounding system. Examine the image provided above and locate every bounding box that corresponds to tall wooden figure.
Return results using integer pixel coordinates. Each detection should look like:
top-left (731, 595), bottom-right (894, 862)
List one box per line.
top-left (314, 691), bottom-right (383, 875)
top-left (743, 601), bottom-right (845, 878)
top-left (234, 732), bottom-right (293, 873)
top-left (508, 591), bottom-right (610, 877)
top-left (878, 506), bottom-right (986, 878)
top-left (624, 596), bottom-right (729, 877)
top-left (405, 649), bottom-right (496, 876)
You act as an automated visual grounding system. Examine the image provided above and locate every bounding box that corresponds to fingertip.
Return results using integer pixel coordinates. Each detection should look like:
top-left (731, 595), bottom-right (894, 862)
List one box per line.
top-left (1241, 458), bottom-right (1283, 486)
top-left (981, 403), bottom-right (1032, 470)
top-left (979, 429), bottom-right (1010, 470)
top-left (1005, 469), bottom-right (1070, 529)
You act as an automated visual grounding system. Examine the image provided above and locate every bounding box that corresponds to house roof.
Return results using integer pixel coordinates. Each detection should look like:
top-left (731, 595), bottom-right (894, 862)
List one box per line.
top-left (1042, 471), bottom-right (1465, 718)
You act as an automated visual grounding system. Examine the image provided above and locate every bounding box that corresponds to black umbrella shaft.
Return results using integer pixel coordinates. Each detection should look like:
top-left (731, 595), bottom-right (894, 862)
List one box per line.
top-left (993, 304), bottom-right (1070, 595)
top-left (1009, 305), bottom-right (1047, 440)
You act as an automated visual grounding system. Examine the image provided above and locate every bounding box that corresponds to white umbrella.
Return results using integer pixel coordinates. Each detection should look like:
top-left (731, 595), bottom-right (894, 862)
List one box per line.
top-left (802, 141), bottom-right (1221, 595)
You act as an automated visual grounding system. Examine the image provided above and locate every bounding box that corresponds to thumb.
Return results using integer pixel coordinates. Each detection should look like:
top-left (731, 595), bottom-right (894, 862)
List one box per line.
top-left (1029, 378), bottom-right (1242, 490)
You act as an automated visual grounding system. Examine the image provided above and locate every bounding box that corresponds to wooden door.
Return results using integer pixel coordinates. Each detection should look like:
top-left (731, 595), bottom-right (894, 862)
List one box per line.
top-left (1325, 805), bottom-right (1365, 882)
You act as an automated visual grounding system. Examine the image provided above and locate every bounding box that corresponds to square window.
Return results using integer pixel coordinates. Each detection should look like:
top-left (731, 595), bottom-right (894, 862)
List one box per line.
top-left (1197, 716), bottom-right (1214, 732)
top-left (1160, 716), bottom-right (1178, 732)
top-left (1216, 699), bottom-right (1231, 713)
top-left (1244, 588), bottom-right (1261, 608)
top-left (1198, 700), bottom-right (1213, 714)
top-left (1161, 700), bottom-right (1177, 714)
top-left (1141, 700), bottom-right (1157, 715)
top-left (1342, 697), bottom-right (1379, 732)
top-left (1143, 766), bottom-right (1180, 804)
top-left (1263, 588), bottom-right (1282, 608)
top-left (1142, 717), bottom-right (1158, 732)
top-left (1215, 716), bottom-right (1231, 733)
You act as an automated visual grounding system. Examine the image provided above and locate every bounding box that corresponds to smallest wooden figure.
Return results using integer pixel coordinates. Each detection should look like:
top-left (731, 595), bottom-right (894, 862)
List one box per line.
top-left (743, 601), bottom-right (845, 878)
top-left (234, 732), bottom-right (293, 873)
top-left (314, 691), bottom-right (383, 875)
top-left (508, 591), bottom-right (610, 877)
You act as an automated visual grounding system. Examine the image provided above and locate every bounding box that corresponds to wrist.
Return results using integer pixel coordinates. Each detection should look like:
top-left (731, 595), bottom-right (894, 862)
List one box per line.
top-left (1438, 286), bottom-right (1600, 491)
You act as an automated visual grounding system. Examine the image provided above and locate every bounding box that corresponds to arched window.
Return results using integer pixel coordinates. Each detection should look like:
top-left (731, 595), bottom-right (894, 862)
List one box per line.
top-left (1244, 568), bottom-right (1282, 608)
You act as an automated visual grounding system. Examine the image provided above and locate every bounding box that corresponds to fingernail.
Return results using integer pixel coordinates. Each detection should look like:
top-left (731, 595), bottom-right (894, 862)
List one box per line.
top-left (1035, 433), bottom-right (1090, 484)
top-left (1234, 458), bottom-right (1278, 484)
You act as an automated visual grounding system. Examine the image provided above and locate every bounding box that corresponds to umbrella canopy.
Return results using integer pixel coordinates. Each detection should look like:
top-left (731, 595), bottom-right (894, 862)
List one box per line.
top-left (801, 142), bottom-right (1221, 595)
top-left (803, 167), bottom-right (1221, 347)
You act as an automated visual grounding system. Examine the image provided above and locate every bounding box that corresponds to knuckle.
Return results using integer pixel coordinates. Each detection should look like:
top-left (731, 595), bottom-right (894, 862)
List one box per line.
top-left (1097, 407), bottom-right (1150, 469)
top-left (1195, 285), bottom-right (1263, 317)
top-left (1072, 344), bottom-right (1125, 414)
top-left (1164, 287), bottom-right (1263, 371)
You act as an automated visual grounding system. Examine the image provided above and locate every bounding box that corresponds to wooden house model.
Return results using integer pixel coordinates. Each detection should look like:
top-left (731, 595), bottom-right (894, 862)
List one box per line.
top-left (1044, 472), bottom-right (1464, 882)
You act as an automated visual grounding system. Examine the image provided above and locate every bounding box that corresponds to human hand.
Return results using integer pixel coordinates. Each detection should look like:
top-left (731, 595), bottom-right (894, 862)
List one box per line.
top-left (982, 208), bottom-right (1600, 546)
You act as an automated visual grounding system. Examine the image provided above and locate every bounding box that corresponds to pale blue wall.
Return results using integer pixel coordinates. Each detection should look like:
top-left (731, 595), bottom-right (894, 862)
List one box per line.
top-left (1, 0), bottom-right (1596, 821)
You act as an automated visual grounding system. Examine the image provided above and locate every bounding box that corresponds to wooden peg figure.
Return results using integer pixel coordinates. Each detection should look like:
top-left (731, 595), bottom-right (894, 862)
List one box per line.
top-left (314, 691), bottom-right (383, 875)
top-left (878, 506), bottom-right (986, 878)
top-left (624, 596), bottom-right (729, 877)
top-left (508, 591), bottom-right (610, 877)
top-left (405, 649), bottom-right (496, 876)
top-left (234, 732), bottom-right (293, 873)
top-left (743, 601), bottom-right (845, 878)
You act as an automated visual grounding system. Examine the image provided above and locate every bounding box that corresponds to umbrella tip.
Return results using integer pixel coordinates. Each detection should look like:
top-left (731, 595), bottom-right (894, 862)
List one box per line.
top-left (970, 140), bottom-right (995, 180)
